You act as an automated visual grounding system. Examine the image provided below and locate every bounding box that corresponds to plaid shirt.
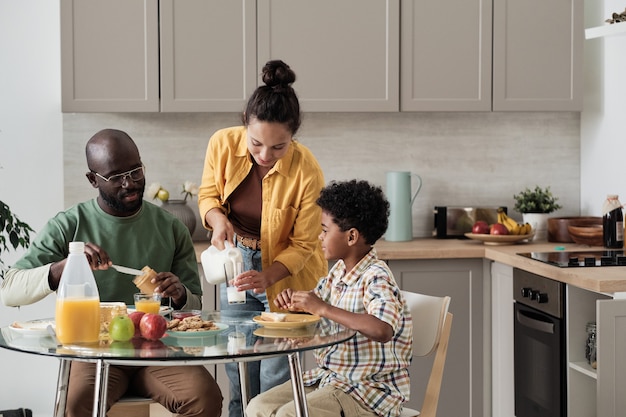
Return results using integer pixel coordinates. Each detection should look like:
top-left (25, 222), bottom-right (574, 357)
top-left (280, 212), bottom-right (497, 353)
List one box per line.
top-left (302, 248), bottom-right (413, 417)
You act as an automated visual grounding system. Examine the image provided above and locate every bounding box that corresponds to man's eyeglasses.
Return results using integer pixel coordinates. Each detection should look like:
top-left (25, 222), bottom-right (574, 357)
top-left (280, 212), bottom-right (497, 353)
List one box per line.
top-left (91, 165), bottom-right (145, 186)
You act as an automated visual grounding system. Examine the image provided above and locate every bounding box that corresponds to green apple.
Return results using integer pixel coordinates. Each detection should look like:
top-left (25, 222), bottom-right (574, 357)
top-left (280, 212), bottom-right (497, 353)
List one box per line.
top-left (109, 315), bottom-right (135, 342)
top-left (157, 189), bottom-right (170, 202)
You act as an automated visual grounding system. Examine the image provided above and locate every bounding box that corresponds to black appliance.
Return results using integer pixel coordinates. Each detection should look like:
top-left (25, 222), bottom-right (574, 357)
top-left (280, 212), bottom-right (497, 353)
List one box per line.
top-left (514, 268), bottom-right (566, 417)
top-left (519, 249), bottom-right (626, 267)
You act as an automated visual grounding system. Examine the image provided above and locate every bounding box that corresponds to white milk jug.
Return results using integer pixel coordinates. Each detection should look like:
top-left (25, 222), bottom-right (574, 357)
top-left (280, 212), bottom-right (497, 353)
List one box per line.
top-left (201, 241), bottom-right (243, 285)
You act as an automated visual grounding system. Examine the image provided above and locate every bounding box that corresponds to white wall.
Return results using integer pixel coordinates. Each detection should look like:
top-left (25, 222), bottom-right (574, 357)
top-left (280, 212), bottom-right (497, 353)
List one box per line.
top-left (0, 1), bottom-right (63, 415)
top-left (581, 0), bottom-right (626, 214)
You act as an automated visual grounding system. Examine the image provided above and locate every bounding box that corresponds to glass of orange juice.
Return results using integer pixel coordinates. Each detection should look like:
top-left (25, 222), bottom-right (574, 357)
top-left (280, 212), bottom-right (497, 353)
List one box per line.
top-left (133, 293), bottom-right (162, 314)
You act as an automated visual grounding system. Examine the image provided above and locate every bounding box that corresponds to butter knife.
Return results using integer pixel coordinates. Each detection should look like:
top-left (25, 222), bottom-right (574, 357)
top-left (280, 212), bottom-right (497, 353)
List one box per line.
top-left (111, 264), bottom-right (145, 276)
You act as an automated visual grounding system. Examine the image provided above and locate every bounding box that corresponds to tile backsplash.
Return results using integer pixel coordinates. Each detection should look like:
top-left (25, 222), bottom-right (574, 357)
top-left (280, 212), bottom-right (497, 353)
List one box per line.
top-left (63, 111), bottom-right (580, 240)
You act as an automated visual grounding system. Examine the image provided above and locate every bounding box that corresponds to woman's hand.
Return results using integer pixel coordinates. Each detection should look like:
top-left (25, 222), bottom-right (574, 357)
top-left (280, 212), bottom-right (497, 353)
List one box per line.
top-left (206, 208), bottom-right (234, 250)
top-left (232, 262), bottom-right (290, 294)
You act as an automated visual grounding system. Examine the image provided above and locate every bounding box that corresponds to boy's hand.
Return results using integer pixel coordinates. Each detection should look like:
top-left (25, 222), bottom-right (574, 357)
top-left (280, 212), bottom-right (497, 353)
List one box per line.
top-left (274, 288), bottom-right (294, 310)
top-left (285, 290), bottom-right (325, 315)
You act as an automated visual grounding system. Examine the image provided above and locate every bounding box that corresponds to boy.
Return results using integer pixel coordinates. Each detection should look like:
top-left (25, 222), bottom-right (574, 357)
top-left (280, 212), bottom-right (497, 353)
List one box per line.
top-left (246, 179), bottom-right (413, 417)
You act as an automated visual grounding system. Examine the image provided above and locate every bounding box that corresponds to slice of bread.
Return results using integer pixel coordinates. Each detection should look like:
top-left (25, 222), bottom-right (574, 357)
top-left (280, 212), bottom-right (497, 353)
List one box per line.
top-left (132, 266), bottom-right (158, 294)
top-left (261, 312), bottom-right (287, 322)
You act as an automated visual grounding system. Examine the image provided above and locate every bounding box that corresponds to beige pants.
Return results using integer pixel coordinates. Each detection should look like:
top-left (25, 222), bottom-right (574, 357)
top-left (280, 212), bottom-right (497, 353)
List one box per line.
top-left (65, 362), bottom-right (223, 417)
top-left (246, 381), bottom-right (378, 417)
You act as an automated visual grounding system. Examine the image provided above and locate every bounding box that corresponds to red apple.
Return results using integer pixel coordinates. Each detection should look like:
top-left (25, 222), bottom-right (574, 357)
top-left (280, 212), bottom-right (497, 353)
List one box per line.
top-left (128, 311), bottom-right (146, 336)
top-left (139, 313), bottom-right (167, 340)
top-left (490, 223), bottom-right (510, 235)
top-left (472, 221), bottom-right (490, 234)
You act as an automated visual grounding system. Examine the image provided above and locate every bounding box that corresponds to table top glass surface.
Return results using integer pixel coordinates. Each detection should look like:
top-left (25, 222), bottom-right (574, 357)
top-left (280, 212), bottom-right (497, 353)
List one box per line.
top-left (0, 311), bottom-right (355, 364)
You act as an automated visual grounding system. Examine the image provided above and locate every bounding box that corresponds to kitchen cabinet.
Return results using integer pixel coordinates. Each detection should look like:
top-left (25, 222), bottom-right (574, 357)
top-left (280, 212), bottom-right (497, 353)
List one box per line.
top-left (567, 285), bottom-right (626, 417)
top-left (61, 0), bottom-right (582, 113)
top-left (257, 0), bottom-right (399, 112)
top-left (61, 0), bottom-right (397, 113)
top-left (400, 0), bottom-right (493, 111)
top-left (492, 0), bottom-right (583, 111)
top-left (388, 258), bottom-right (488, 417)
top-left (61, 0), bottom-right (256, 112)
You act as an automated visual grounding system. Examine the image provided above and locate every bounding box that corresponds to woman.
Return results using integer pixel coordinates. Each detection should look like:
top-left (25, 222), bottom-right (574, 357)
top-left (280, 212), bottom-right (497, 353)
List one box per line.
top-left (198, 60), bottom-right (327, 417)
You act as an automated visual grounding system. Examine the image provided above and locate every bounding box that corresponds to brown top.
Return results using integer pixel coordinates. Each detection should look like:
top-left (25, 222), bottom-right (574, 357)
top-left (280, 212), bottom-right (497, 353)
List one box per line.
top-left (228, 163), bottom-right (265, 239)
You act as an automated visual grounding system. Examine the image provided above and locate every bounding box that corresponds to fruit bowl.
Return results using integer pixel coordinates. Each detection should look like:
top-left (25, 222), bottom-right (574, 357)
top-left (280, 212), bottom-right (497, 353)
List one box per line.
top-left (567, 224), bottom-right (603, 246)
top-left (464, 232), bottom-right (535, 245)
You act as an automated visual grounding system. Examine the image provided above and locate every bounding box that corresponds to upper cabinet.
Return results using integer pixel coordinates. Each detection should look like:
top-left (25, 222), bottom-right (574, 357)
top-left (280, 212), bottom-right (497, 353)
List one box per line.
top-left (61, 0), bottom-right (256, 112)
top-left (60, 0), bottom-right (160, 112)
top-left (400, 0), bottom-right (493, 111)
top-left (257, 0), bottom-right (399, 112)
top-left (492, 0), bottom-right (583, 111)
top-left (61, 0), bottom-right (583, 113)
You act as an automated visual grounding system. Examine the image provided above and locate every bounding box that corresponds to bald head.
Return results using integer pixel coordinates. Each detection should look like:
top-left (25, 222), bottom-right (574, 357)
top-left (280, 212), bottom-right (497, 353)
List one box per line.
top-left (86, 129), bottom-right (141, 175)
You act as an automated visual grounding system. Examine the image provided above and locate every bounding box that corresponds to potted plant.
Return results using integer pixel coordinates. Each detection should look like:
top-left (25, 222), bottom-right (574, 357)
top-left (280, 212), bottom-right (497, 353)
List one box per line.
top-left (0, 200), bottom-right (34, 278)
top-left (513, 186), bottom-right (562, 241)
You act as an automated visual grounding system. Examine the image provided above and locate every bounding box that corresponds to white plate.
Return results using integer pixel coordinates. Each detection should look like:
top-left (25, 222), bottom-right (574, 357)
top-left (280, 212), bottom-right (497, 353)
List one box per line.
top-left (127, 306), bottom-right (173, 316)
top-left (166, 322), bottom-right (229, 338)
top-left (9, 320), bottom-right (55, 337)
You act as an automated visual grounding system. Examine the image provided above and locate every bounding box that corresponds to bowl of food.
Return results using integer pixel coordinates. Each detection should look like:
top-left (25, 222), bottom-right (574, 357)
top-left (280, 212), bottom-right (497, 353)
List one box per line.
top-left (567, 224), bottom-right (604, 246)
top-left (548, 217), bottom-right (602, 243)
top-left (171, 310), bottom-right (202, 320)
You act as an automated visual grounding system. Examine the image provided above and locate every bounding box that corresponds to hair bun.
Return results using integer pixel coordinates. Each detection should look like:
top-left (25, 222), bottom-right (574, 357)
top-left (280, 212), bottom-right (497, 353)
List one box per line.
top-left (262, 60), bottom-right (296, 88)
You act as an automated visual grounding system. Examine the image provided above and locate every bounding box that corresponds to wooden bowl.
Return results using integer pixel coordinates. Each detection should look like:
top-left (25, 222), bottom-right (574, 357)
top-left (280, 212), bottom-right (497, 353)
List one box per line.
top-left (567, 224), bottom-right (604, 246)
top-left (548, 217), bottom-right (602, 242)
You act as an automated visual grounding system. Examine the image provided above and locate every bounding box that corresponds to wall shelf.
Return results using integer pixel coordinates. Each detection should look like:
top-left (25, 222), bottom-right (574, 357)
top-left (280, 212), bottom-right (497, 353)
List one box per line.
top-left (586, 22), bottom-right (626, 39)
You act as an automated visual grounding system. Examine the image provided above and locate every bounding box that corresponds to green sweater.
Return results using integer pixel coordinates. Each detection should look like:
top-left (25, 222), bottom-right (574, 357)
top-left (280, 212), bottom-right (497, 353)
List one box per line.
top-left (4, 199), bottom-right (201, 306)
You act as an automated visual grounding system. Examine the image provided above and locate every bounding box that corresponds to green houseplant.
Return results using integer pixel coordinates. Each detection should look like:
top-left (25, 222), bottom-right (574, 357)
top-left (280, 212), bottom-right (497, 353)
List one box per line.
top-left (513, 186), bottom-right (561, 241)
top-left (513, 186), bottom-right (562, 214)
top-left (0, 200), bottom-right (34, 278)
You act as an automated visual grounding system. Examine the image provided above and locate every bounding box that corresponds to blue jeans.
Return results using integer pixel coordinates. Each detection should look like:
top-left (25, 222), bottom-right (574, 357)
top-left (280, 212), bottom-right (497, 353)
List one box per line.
top-left (221, 242), bottom-right (292, 417)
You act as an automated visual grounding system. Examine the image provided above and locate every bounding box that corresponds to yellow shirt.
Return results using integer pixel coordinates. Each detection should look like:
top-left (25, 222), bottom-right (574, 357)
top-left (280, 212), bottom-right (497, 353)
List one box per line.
top-left (198, 126), bottom-right (327, 309)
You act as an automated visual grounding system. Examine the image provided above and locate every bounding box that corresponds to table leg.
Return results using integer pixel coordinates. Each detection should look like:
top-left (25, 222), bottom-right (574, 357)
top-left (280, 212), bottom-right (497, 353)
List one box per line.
top-left (238, 361), bottom-right (250, 417)
top-left (287, 352), bottom-right (309, 417)
top-left (53, 359), bottom-right (71, 417)
top-left (93, 359), bottom-right (109, 417)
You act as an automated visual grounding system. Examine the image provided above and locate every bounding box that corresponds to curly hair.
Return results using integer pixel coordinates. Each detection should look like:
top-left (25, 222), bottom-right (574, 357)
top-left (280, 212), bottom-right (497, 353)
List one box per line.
top-left (242, 60), bottom-right (301, 135)
top-left (316, 180), bottom-right (390, 245)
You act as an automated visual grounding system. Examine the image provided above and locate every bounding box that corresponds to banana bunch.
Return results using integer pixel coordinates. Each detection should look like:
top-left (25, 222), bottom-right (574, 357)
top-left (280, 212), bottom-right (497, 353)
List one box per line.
top-left (497, 209), bottom-right (533, 235)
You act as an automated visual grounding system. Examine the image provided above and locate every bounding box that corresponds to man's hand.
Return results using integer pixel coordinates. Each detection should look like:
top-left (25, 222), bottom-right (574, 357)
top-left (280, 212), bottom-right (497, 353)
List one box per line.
top-left (153, 272), bottom-right (187, 308)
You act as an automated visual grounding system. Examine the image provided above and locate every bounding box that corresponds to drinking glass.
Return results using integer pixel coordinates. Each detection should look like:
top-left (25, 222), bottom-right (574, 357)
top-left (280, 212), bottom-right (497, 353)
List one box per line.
top-left (133, 292), bottom-right (162, 314)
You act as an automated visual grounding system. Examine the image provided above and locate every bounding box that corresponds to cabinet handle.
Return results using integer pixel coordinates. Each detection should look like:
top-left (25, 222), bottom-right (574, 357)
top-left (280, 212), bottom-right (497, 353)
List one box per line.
top-left (516, 309), bottom-right (554, 334)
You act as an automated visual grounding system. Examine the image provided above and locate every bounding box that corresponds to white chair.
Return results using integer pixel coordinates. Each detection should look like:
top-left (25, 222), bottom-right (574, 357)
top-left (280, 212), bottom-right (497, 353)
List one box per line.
top-left (400, 291), bottom-right (453, 417)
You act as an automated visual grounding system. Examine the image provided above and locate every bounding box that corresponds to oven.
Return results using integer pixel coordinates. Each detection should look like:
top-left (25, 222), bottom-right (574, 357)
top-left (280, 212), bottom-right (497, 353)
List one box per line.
top-left (513, 268), bottom-right (566, 417)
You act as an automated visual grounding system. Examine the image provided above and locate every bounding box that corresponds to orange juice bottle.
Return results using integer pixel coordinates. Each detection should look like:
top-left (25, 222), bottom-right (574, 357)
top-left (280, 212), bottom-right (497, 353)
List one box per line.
top-left (55, 242), bottom-right (101, 344)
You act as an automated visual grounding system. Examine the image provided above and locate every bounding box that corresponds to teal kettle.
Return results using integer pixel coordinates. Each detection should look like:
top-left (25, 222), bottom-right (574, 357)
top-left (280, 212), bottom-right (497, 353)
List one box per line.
top-left (385, 171), bottom-right (422, 242)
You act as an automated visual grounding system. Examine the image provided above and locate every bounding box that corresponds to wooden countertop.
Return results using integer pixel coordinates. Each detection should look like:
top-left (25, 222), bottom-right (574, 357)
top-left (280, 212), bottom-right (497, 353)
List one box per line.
top-left (194, 238), bottom-right (626, 294)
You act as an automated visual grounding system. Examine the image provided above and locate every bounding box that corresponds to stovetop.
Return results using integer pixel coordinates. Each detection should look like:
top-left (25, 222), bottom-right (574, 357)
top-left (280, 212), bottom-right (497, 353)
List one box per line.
top-left (519, 250), bottom-right (626, 268)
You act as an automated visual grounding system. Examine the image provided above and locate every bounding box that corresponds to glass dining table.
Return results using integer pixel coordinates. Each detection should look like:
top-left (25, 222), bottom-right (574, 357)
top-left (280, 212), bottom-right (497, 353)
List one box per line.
top-left (0, 310), bottom-right (355, 417)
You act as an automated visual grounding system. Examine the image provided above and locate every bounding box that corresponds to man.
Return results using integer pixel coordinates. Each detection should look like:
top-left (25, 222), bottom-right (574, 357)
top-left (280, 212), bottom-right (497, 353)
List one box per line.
top-left (1, 128), bottom-right (222, 417)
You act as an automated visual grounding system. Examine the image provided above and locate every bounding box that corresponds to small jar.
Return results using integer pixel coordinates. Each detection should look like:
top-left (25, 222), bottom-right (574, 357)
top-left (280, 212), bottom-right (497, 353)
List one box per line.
top-left (585, 321), bottom-right (597, 369)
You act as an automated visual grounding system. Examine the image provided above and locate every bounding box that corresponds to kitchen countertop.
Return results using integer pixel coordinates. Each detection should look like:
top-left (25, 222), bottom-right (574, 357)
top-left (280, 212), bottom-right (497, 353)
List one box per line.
top-left (194, 238), bottom-right (626, 295)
